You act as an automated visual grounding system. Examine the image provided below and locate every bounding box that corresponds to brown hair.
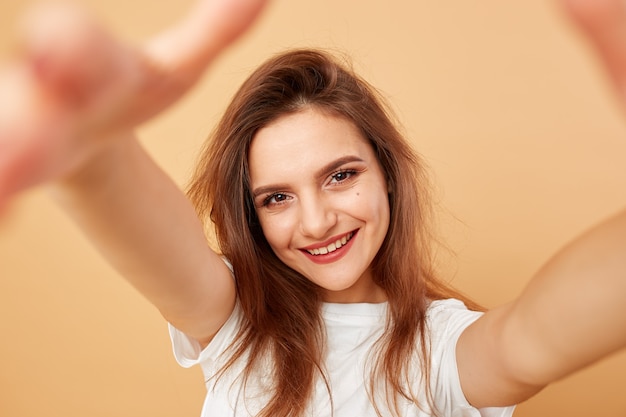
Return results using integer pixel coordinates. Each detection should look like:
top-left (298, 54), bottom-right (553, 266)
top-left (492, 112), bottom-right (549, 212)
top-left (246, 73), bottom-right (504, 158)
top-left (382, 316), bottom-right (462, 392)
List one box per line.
top-left (187, 49), bottom-right (477, 417)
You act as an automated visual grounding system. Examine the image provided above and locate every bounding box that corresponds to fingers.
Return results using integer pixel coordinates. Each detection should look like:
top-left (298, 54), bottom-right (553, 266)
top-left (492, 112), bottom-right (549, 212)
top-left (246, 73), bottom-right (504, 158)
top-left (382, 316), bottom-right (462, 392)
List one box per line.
top-left (0, 64), bottom-right (74, 202)
top-left (112, 0), bottom-right (271, 125)
top-left (18, 3), bottom-right (141, 110)
top-left (18, 0), bottom-right (272, 125)
top-left (19, 3), bottom-right (110, 104)
top-left (146, 0), bottom-right (270, 84)
top-left (561, 0), bottom-right (626, 96)
top-left (0, 3), bottom-right (126, 202)
top-left (0, 0), bottom-right (271, 204)
top-left (10, 0), bottom-right (271, 128)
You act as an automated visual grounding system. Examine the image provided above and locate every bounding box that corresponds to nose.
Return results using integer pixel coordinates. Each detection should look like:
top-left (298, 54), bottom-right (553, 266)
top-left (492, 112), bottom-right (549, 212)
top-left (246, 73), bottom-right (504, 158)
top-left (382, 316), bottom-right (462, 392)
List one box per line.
top-left (298, 193), bottom-right (337, 239)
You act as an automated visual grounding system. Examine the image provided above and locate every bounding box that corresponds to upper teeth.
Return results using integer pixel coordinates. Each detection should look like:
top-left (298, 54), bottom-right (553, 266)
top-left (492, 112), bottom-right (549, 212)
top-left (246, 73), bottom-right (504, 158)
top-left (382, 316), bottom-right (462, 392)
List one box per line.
top-left (306, 232), bottom-right (354, 256)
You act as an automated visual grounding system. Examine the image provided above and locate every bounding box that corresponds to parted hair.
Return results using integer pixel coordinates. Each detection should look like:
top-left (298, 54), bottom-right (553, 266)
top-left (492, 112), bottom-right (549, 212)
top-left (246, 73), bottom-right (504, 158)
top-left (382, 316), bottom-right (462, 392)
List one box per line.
top-left (187, 48), bottom-right (477, 417)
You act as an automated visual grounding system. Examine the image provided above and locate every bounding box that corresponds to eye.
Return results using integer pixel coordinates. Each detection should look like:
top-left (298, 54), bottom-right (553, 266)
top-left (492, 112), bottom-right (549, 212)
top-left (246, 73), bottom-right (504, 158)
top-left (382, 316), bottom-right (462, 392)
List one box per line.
top-left (262, 192), bottom-right (290, 207)
top-left (329, 169), bottom-right (357, 184)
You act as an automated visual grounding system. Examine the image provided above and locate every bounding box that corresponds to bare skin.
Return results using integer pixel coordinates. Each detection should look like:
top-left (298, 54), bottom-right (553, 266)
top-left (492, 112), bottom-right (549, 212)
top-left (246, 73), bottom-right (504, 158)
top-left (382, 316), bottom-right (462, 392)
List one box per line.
top-left (0, 0), bottom-right (624, 411)
top-left (561, 0), bottom-right (626, 96)
top-left (0, 0), bottom-right (269, 346)
top-left (0, 0), bottom-right (268, 203)
top-left (458, 0), bottom-right (626, 406)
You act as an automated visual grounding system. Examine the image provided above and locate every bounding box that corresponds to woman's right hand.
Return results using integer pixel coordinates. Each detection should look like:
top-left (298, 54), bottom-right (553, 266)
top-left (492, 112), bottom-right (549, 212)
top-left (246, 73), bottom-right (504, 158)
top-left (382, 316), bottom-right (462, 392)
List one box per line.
top-left (0, 0), bottom-right (268, 207)
top-left (561, 0), bottom-right (626, 107)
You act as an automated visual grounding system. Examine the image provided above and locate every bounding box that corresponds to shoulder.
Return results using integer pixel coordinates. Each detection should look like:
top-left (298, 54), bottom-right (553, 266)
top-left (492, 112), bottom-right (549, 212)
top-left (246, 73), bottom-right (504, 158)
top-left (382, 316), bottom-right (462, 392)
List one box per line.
top-left (424, 299), bottom-right (517, 416)
top-left (427, 298), bottom-right (483, 332)
top-left (426, 298), bottom-right (484, 357)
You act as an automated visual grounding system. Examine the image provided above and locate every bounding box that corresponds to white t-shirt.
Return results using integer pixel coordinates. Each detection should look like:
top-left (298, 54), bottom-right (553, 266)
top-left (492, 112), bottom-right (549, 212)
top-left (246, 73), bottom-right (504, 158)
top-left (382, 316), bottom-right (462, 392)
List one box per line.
top-left (169, 298), bottom-right (516, 417)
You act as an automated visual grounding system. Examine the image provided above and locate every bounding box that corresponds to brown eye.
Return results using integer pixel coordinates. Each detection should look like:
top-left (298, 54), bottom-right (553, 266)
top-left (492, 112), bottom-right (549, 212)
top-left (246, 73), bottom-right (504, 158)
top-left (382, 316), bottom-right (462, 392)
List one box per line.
top-left (330, 170), bottom-right (357, 184)
top-left (263, 193), bottom-right (289, 206)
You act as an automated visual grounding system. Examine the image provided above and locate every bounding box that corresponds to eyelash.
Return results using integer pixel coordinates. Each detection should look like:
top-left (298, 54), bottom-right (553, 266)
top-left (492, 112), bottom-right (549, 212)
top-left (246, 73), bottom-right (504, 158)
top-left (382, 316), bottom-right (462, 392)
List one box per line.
top-left (329, 169), bottom-right (358, 184)
top-left (262, 192), bottom-right (289, 207)
top-left (260, 169), bottom-right (360, 207)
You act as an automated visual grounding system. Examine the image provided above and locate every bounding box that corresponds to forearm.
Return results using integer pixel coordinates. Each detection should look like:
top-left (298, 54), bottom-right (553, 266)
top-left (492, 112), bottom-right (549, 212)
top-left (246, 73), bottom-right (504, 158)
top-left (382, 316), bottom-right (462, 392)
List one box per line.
top-left (50, 134), bottom-right (234, 338)
top-left (459, 209), bottom-right (626, 407)
top-left (505, 209), bottom-right (626, 385)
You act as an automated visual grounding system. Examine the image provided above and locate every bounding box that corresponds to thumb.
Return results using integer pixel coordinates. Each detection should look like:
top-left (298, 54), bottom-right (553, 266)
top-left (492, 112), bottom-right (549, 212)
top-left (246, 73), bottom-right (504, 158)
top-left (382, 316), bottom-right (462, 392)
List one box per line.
top-left (561, 0), bottom-right (626, 96)
top-left (146, 0), bottom-right (270, 83)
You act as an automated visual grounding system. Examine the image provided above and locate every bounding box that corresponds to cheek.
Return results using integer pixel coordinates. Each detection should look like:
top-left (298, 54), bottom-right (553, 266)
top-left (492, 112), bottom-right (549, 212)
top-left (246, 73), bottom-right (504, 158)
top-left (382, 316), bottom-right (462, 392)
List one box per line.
top-left (368, 200), bottom-right (390, 233)
top-left (353, 186), bottom-right (390, 223)
top-left (258, 213), bottom-right (294, 250)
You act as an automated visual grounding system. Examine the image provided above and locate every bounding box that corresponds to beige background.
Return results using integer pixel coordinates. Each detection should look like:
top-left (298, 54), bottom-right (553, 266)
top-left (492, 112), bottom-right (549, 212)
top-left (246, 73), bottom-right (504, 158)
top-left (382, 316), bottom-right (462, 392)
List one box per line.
top-left (1, 0), bottom-right (626, 416)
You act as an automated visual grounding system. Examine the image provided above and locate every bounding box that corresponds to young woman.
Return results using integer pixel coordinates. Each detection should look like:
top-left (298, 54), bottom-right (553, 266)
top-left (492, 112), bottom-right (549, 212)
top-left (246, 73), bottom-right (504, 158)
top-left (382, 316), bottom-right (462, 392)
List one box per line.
top-left (180, 48), bottom-right (490, 416)
top-left (0, 0), bottom-right (624, 416)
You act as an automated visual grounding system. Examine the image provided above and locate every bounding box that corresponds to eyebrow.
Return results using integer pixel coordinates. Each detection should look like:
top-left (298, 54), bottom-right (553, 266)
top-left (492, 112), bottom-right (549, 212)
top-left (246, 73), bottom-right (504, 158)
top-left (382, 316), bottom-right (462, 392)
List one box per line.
top-left (251, 155), bottom-right (366, 199)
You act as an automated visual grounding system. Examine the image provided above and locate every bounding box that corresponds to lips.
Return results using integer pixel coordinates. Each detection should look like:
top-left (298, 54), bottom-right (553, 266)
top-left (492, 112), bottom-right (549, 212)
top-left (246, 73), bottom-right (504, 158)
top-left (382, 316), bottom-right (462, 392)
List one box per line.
top-left (303, 231), bottom-right (355, 256)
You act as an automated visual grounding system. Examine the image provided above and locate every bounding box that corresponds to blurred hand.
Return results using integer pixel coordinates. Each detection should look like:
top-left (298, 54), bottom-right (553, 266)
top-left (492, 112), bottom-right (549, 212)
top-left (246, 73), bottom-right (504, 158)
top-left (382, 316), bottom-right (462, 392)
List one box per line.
top-left (0, 0), bottom-right (268, 206)
top-left (562, 0), bottom-right (626, 101)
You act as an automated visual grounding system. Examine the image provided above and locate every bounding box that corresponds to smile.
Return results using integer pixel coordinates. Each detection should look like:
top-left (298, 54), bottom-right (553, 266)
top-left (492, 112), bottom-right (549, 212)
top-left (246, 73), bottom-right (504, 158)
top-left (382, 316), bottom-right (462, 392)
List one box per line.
top-left (305, 232), bottom-right (355, 256)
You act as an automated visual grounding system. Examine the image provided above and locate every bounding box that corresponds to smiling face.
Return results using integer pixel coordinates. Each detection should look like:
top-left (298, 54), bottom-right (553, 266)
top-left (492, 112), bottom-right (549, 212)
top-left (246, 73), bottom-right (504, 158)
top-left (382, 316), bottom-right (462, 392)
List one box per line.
top-left (249, 108), bottom-right (390, 303)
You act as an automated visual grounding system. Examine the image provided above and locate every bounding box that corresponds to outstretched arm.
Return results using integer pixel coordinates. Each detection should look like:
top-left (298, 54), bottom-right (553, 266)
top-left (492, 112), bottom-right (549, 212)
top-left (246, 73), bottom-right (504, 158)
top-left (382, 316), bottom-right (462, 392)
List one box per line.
top-left (456, 0), bottom-right (626, 408)
top-left (0, 0), bottom-right (268, 344)
top-left (0, 0), bottom-right (267, 202)
top-left (459, 210), bottom-right (626, 407)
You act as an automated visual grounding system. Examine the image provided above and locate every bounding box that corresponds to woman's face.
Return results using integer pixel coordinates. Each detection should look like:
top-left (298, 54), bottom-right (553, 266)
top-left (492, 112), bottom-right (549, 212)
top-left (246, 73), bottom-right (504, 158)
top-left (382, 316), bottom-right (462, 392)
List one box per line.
top-left (249, 108), bottom-right (390, 303)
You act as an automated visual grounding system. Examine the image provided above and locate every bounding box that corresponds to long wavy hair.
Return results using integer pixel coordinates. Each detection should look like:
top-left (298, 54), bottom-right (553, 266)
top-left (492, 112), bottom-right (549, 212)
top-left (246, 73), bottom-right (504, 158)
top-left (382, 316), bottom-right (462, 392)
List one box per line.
top-left (187, 49), bottom-right (477, 417)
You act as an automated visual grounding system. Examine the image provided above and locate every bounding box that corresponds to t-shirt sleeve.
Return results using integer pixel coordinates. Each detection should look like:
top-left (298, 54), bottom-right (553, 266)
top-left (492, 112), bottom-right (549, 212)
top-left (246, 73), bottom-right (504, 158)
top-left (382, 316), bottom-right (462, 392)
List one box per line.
top-left (427, 299), bottom-right (516, 417)
top-left (168, 301), bottom-right (243, 371)
top-left (168, 256), bottom-right (241, 371)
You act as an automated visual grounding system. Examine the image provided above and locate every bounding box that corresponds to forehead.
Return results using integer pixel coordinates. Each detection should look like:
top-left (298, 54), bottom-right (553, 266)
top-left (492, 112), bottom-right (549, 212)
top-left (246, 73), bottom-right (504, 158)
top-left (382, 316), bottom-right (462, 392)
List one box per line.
top-left (248, 109), bottom-right (376, 183)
